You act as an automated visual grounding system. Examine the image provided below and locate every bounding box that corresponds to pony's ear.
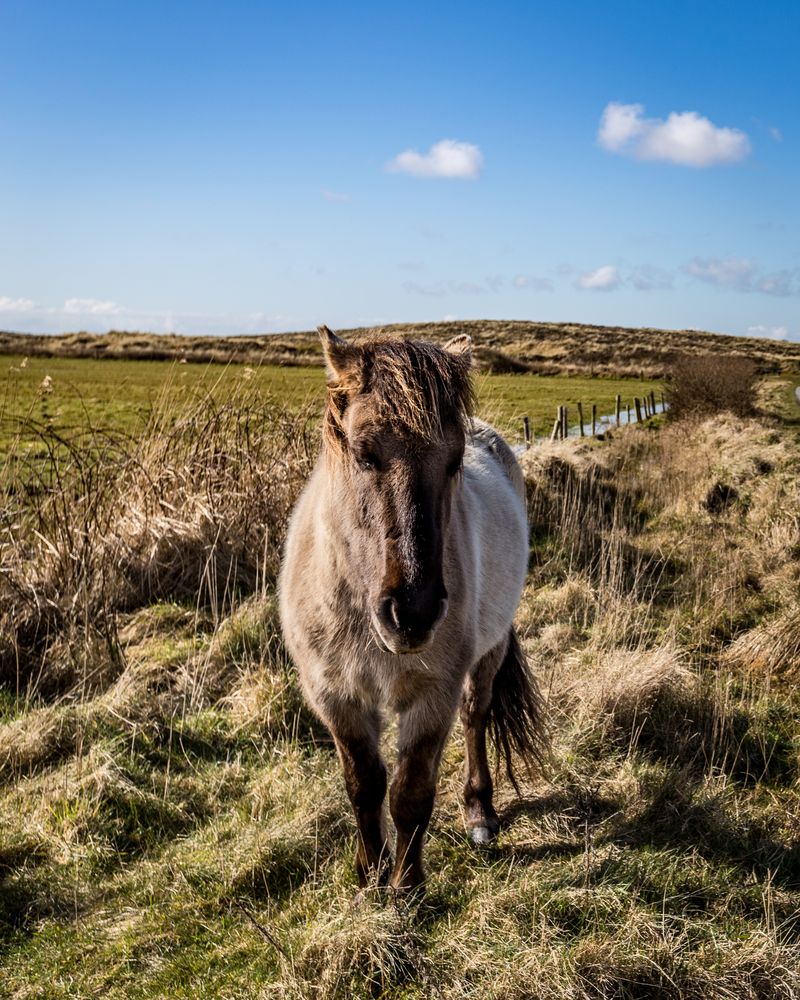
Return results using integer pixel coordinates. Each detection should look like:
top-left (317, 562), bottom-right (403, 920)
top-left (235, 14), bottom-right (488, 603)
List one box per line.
top-left (443, 334), bottom-right (472, 361)
top-left (318, 325), bottom-right (361, 384)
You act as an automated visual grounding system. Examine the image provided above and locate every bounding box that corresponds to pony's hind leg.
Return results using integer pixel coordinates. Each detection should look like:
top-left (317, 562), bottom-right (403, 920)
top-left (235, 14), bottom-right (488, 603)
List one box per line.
top-left (329, 708), bottom-right (391, 887)
top-left (460, 639), bottom-right (506, 845)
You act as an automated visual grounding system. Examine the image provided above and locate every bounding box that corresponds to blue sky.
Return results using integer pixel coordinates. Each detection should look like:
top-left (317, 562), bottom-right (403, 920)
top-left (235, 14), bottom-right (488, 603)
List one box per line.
top-left (2, 0), bottom-right (798, 339)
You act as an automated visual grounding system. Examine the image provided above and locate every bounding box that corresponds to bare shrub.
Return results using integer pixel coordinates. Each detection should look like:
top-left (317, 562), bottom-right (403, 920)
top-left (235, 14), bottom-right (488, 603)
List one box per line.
top-left (667, 353), bottom-right (759, 421)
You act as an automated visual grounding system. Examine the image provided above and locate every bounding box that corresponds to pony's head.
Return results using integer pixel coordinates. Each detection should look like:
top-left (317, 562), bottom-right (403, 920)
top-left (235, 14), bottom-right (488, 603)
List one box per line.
top-left (319, 326), bottom-right (474, 655)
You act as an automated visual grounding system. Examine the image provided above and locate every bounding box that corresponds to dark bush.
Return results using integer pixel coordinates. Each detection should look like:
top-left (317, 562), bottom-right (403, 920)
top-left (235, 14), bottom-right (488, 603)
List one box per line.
top-left (667, 354), bottom-right (758, 421)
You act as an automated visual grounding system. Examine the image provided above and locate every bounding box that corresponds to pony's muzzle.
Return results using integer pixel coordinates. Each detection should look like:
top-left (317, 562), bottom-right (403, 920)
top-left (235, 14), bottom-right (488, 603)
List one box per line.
top-left (375, 588), bottom-right (449, 654)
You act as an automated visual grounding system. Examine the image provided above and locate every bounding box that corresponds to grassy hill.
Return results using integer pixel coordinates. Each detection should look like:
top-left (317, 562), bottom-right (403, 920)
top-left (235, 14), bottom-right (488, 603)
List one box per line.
top-left (2, 319), bottom-right (800, 379)
top-left (0, 351), bottom-right (798, 997)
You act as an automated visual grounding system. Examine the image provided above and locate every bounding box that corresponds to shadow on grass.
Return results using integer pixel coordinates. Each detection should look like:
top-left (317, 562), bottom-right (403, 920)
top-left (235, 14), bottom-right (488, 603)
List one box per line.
top-left (498, 770), bottom-right (800, 892)
top-left (0, 841), bottom-right (68, 950)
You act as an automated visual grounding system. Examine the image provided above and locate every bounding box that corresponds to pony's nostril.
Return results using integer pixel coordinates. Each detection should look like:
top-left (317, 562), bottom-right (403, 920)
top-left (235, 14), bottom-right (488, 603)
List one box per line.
top-left (379, 596), bottom-right (401, 631)
top-left (379, 591), bottom-right (447, 640)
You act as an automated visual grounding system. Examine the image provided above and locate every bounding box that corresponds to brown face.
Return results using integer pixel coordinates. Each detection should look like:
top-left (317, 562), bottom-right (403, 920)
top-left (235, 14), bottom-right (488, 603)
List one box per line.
top-left (342, 398), bottom-right (465, 655)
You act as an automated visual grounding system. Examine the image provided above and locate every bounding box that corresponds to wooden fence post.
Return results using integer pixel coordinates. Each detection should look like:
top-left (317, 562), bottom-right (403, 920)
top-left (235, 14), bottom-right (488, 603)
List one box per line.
top-left (626, 402), bottom-right (631, 424)
top-left (561, 405), bottom-right (568, 440)
top-left (550, 416), bottom-right (560, 440)
top-left (650, 391), bottom-right (657, 415)
top-left (591, 403), bottom-right (597, 436)
top-left (634, 398), bottom-right (642, 422)
top-left (615, 394), bottom-right (621, 427)
top-left (523, 416), bottom-right (531, 447)
top-left (577, 402), bottom-right (585, 437)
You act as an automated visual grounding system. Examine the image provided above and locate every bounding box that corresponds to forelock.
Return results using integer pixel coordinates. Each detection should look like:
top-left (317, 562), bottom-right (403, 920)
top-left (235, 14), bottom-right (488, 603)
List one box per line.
top-left (323, 338), bottom-right (474, 453)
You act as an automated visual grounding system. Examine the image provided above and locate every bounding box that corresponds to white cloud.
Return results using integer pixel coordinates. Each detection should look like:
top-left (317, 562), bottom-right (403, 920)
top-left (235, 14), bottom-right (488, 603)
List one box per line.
top-left (598, 102), bottom-right (751, 167)
top-left (512, 274), bottom-right (554, 291)
top-left (386, 139), bottom-right (483, 179)
top-left (321, 189), bottom-right (351, 203)
top-left (576, 265), bottom-right (621, 291)
top-left (746, 325), bottom-right (789, 340)
top-left (598, 102), bottom-right (646, 152)
top-left (0, 296), bottom-right (36, 312)
top-left (63, 297), bottom-right (123, 315)
top-left (769, 126), bottom-right (783, 142)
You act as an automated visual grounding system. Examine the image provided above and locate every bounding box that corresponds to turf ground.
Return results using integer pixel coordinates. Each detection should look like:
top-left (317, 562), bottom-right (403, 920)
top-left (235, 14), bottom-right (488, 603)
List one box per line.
top-left (0, 354), bottom-right (662, 453)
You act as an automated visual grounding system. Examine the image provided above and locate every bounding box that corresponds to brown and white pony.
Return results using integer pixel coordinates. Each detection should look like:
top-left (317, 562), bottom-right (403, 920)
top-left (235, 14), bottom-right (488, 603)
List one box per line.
top-left (279, 327), bottom-right (544, 891)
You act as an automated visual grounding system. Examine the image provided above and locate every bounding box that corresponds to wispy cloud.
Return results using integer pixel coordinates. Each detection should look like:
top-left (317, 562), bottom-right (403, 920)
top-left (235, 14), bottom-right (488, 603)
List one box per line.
top-left (63, 297), bottom-right (123, 315)
top-left (756, 270), bottom-right (796, 296)
top-left (598, 102), bottom-right (751, 167)
top-left (746, 324), bottom-right (789, 340)
top-left (0, 294), bottom-right (298, 335)
top-left (576, 265), bottom-right (621, 291)
top-left (403, 279), bottom-right (486, 296)
top-left (683, 258), bottom-right (798, 295)
top-left (683, 257), bottom-right (757, 290)
top-left (629, 265), bottom-right (674, 291)
top-left (386, 139), bottom-right (483, 179)
top-left (0, 296), bottom-right (36, 312)
top-left (321, 189), bottom-right (351, 203)
top-left (769, 126), bottom-right (783, 142)
top-left (485, 275), bottom-right (504, 292)
top-left (512, 274), bottom-right (554, 291)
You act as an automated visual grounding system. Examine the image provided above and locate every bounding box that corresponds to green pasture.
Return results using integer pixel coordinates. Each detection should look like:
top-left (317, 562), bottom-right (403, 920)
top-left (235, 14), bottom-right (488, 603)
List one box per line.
top-left (0, 354), bottom-right (661, 455)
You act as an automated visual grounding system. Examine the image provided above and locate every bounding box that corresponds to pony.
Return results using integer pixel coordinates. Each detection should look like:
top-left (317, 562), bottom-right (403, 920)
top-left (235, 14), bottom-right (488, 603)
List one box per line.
top-left (278, 326), bottom-right (544, 891)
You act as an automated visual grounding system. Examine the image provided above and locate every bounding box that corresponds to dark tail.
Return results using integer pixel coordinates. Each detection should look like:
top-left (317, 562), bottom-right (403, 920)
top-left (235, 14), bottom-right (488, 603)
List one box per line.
top-left (488, 628), bottom-right (548, 793)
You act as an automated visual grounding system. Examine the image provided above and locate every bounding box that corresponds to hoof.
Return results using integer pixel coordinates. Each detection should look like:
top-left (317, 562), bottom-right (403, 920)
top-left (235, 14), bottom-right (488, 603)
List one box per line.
top-left (469, 824), bottom-right (498, 846)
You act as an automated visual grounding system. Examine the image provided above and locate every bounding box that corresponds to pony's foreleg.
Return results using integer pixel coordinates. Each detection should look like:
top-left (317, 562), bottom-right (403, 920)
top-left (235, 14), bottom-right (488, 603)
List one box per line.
top-left (329, 711), bottom-right (390, 887)
top-left (460, 641), bottom-right (505, 845)
top-left (389, 720), bottom-right (449, 891)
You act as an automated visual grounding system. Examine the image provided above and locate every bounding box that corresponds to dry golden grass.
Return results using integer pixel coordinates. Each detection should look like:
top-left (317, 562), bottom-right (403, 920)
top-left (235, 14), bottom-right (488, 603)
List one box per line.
top-left (0, 371), bottom-right (799, 998)
top-left (0, 380), bottom-right (315, 701)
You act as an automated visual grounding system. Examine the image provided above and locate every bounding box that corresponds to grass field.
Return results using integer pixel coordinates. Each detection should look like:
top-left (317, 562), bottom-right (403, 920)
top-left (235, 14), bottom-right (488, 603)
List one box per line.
top-left (1, 351), bottom-right (799, 998)
top-left (0, 354), bottom-right (661, 454)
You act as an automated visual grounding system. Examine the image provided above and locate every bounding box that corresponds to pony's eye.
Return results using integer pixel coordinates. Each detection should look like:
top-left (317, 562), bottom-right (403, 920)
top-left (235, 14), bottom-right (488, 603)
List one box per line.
top-left (356, 450), bottom-right (382, 472)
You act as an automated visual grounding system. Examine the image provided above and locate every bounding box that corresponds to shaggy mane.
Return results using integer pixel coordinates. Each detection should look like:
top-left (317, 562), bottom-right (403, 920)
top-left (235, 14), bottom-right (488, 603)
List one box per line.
top-left (323, 338), bottom-right (475, 453)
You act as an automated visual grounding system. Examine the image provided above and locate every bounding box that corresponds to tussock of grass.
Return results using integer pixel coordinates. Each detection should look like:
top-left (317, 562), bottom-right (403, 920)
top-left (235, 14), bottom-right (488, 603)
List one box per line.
top-left (723, 603), bottom-right (800, 681)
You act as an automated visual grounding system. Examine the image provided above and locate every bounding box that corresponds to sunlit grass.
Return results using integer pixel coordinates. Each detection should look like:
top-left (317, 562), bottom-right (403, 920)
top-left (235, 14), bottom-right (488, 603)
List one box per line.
top-left (1, 354), bottom-right (799, 998)
top-left (0, 353), bottom-right (661, 454)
